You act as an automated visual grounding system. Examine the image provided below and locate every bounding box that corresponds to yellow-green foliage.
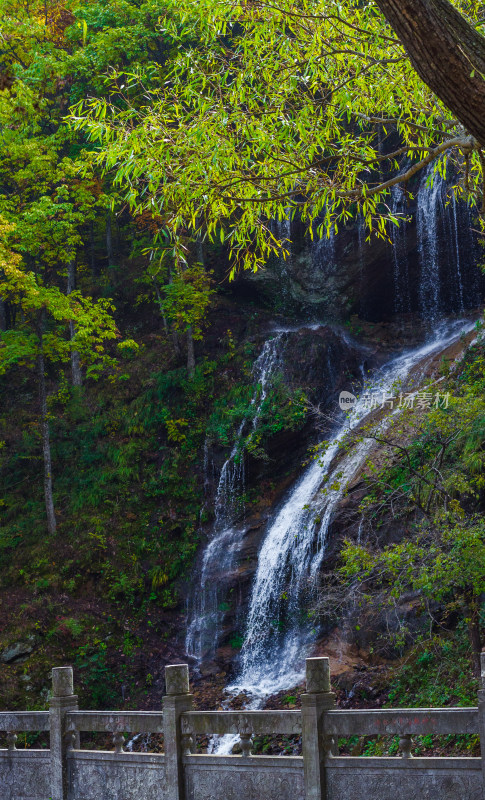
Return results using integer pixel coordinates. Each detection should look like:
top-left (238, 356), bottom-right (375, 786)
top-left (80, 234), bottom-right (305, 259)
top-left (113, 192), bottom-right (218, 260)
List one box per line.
top-left (338, 330), bottom-right (485, 659)
top-left (73, 0), bottom-right (484, 273)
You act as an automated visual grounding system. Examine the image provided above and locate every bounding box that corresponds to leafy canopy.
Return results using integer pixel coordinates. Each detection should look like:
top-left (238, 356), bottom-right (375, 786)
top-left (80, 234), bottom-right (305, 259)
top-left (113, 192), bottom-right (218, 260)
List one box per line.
top-left (0, 218), bottom-right (120, 376)
top-left (161, 264), bottom-right (214, 340)
top-left (72, 0), bottom-right (484, 273)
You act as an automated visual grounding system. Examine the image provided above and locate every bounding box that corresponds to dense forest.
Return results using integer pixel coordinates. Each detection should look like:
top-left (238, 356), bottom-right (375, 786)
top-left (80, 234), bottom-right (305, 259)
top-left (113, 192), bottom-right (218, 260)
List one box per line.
top-left (1, 0), bottom-right (485, 736)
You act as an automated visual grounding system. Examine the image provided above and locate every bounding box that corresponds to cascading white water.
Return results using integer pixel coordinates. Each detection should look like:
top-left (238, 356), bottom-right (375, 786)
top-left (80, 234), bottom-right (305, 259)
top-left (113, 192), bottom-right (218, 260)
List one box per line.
top-left (416, 163), bottom-right (469, 322)
top-left (312, 227), bottom-right (336, 275)
top-left (449, 191), bottom-right (465, 313)
top-left (228, 319), bottom-right (475, 700)
top-left (417, 166), bottom-right (443, 322)
top-left (185, 334), bottom-right (286, 663)
top-left (390, 184), bottom-right (411, 314)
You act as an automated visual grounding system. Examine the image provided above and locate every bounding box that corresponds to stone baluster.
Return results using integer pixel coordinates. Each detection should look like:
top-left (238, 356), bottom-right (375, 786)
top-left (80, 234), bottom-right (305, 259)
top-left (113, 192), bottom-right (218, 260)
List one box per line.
top-left (6, 731), bottom-right (17, 752)
top-left (301, 657), bottom-right (336, 800)
top-left (399, 733), bottom-right (412, 759)
top-left (113, 730), bottom-right (125, 754)
top-left (49, 666), bottom-right (79, 800)
top-left (323, 734), bottom-right (337, 758)
top-left (181, 714), bottom-right (196, 755)
top-left (239, 728), bottom-right (253, 758)
top-left (478, 653), bottom-right (485, 800)
top-left (64, 728), bottom-right (77, 751)
top-left (181, 732), bottom-right (193, 756)
top-left (163, 664), bottom-right (193, 800)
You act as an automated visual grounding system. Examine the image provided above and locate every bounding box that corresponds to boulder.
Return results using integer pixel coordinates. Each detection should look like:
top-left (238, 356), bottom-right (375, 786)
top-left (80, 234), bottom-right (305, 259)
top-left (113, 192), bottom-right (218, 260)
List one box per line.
top-left (1, 635), bottom-right (36, 664)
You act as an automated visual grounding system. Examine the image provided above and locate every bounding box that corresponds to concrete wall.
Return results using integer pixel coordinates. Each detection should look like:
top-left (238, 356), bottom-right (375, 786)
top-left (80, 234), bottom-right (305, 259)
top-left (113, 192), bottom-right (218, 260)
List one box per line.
top-left (1, 655), bottom-right (485, 800)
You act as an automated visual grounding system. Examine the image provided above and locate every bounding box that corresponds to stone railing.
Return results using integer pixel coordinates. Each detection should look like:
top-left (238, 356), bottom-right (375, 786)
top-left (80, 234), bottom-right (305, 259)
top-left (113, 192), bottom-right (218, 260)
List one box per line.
top-left (1, 655), bottom-right (485, 800)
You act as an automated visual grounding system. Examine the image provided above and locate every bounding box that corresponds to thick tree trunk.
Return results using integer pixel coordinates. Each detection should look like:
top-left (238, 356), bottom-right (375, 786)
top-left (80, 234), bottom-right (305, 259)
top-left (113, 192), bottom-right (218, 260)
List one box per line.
top-left (67, 260), bottom-right (82, 387)
top-left (69, 321), bottom-right (82, 387)
top-left (0, 298), bottom-right (6, 331)
top-left (37, 320), bottom-right (57, 536)
top-left (375, 0), bottom-right (485, 145)
top-left (187, 327), bottom-right (195, 376)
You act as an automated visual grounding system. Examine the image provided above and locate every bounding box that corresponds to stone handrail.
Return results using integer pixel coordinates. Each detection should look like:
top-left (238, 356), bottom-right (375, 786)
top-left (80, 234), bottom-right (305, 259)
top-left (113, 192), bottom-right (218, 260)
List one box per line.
top-left (1, 654), bottom-right (485, 800)
top-left (324, 707), bottom-right (479, 736)
top-left (0, 711), bottom-right (50, 732)
top-left (66, 710), bottom-right (164, 734)
top-left (181, 710), bottom-right (302, 736)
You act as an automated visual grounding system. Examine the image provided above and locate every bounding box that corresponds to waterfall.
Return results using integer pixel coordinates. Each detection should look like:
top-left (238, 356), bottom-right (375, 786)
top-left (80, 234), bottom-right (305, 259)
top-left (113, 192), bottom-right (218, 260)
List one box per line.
top-left (417, 166), bottom-right (443, 322)
top-left (312, 227), bottom-right (336, 274)
top-left (416, 163), bottom-right (470, 323)
top-left (449, 191), bottom-right (465, 313)
top-left (186, 333), bottom-right (286, 663)
top-left (390, 184), bottom-right (411, 314)
top-left (227, 319), bottom-right (475, 699)
top-left (214, 333), bottom-right (286, 529)
top-left (273, 214), bottom-right (293, 307)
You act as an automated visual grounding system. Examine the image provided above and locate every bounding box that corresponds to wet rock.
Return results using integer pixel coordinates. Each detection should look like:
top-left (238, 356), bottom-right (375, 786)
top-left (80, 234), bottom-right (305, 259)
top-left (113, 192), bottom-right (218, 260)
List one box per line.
top-left (199, 660), bottom-right (220, 678)
top-left (282, 324), bottom-right (368, 405)
top-left (234, 191), bottom-right (483, 324)
top-left (1, 635), bottom-right (36, 664)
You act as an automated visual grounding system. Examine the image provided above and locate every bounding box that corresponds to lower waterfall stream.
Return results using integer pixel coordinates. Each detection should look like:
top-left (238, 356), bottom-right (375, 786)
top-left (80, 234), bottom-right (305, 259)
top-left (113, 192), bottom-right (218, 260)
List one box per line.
top-left (205, 320), bottom-right (475, 755)
top-left (229, 318), bottom-right (476, 700)
top-left (205, 317), bottom-right (476, 754)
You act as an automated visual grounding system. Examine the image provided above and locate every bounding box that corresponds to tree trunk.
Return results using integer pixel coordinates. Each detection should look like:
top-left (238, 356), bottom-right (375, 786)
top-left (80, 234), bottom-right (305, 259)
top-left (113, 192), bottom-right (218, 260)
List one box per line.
top-left (465, 598), bottom-right (483, 677)
top-left (152, 279), bottom-right (169, 334)
top-left (37, 318), bottom-right (57, 535)
top-left (374, 0), bottom-right (485, 146)
top-left (0, 298), bottom-right (6, 331)
top-left (187, 327), bottom-right (195, 376)
top-left (167, 266), bottom-right (182, 358)
top-left (67, 260), bottom-right (82, 387)
top-left (90, 222), bottom-right (99, 277)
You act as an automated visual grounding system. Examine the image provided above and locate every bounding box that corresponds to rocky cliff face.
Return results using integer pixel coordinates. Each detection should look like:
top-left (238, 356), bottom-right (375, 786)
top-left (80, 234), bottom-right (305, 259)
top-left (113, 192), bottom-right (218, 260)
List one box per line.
top-left (233, 172), bottom-right (483, 323)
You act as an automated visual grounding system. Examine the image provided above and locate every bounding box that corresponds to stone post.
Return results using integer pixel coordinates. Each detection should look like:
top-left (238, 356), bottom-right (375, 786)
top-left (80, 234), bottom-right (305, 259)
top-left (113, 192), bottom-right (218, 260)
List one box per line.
top-left (163, 664), bottom-right (193, 800)
top-left (478, 653), bottom-right (485, 800)
top-left (301, 657), bottom-right (336, 800)
top-left (49, 666), bottom-right (78, 800)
